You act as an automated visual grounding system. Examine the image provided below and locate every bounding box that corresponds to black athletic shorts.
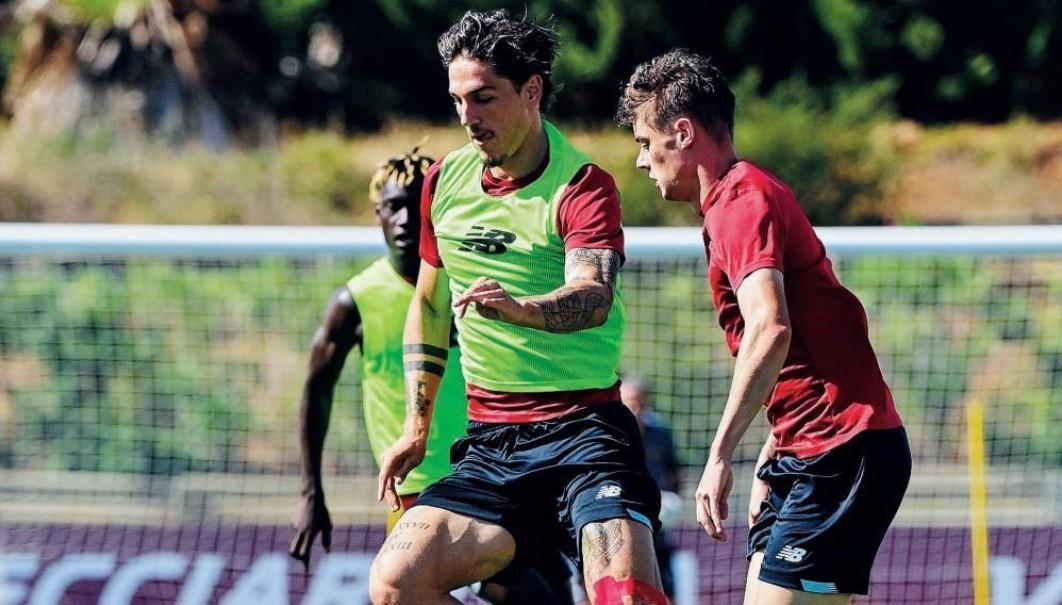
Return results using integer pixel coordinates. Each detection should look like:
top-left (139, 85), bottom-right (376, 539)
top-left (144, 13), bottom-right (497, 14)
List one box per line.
top-left (413, 402), bottom-right (661, 582)
top-left (747, 427), bottom-right (911, 595)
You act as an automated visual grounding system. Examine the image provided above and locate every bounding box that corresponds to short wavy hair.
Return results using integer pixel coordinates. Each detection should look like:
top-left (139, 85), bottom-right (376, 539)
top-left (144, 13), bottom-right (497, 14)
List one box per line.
top-left (617, 49), bottom-right (734, 140)
top-left (438, 10), bottom-right (558, 110)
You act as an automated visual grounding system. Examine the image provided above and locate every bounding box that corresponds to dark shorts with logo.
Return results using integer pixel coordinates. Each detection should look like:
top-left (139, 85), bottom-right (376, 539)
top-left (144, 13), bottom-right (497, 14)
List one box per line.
top-left (413, 402), bottom-right (661, 582)
top-left (747, 427), bottom-right (911, 595)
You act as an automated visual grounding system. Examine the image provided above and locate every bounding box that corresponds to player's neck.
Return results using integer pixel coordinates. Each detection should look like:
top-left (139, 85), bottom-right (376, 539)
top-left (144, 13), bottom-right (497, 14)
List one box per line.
top-left (488, 116), bottom-right (547, 181)
top-left (389, 252), bottom-right (419, 285)
top-left (693, 144), bottom-right (739, 210)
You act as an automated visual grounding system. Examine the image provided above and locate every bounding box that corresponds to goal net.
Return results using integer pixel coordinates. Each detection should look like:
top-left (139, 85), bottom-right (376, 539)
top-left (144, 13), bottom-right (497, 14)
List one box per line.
top-left (1, 224), bottom-right (1058, 605)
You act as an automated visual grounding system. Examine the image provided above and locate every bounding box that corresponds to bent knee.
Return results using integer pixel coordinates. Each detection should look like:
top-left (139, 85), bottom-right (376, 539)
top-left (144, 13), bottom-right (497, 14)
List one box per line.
top-left (369, 559), bottom-right (431, 605)
top-left (368, 577), bottom-right (439, 605)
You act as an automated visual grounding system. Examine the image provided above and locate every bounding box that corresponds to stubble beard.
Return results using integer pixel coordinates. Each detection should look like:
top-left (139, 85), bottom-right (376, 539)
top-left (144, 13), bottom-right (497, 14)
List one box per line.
top-left (482, 151), bottom-right (508, 168)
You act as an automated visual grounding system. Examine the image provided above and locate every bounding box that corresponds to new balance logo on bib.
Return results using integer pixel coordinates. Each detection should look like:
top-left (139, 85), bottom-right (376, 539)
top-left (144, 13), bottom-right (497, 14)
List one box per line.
top-left (458, 225), bottom-right (516, 255)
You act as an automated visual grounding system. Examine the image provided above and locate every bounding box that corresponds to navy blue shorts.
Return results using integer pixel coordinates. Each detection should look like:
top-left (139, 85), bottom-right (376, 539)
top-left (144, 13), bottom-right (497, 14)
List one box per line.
top-left (747, 427), bottom-right (911, 595)
top-left (414, 402), bottom-right (661, 580)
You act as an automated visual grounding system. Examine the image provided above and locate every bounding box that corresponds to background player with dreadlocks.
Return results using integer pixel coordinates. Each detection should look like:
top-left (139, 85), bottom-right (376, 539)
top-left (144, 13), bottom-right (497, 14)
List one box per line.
top-left (288, 149), bottom-right (468, 558)
top-left (288, 149), bottom-right (573, 604)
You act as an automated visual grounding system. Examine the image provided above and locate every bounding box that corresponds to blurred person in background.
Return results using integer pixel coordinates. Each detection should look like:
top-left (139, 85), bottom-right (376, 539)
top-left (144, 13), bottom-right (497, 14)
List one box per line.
top-left (619, 49), bottom-right (910, 605)
top-left (289, 149), bottom-right (571, 604)
top-left (621, 376), bottom-right (681, 601)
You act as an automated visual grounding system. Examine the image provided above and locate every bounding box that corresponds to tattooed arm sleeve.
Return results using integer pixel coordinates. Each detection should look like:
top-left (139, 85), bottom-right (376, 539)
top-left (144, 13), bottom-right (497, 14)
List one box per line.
top-left (519, 247), bottom-right (620, 333)
top-left (401, 260), bottom-right (454, 439)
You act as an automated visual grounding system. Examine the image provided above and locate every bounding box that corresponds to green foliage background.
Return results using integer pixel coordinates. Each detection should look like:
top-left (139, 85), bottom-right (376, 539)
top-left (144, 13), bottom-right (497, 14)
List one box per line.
top-left (2, 254), bottom-right (1058, 474)
top-left (0, 76), bottom-right (900, 226)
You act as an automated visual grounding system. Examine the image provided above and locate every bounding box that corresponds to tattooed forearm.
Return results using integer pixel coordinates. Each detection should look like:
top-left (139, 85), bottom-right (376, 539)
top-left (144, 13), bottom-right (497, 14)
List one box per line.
top-left (403, 343), bottom-right (447, 376)
top-left (564, 248), bottom-right (620, 294)
top-left (406, 379), bottom-right (431, 417)
top-left (581, 520), bottom-right (626, 579)
top-left (539, 288), bottom-right (610, 332)
top-left (402, 344), bottom-right (449, 360)
top-left (526, 248), bottom-right (619, 333)
top-left (403, 360), bottom-right (445, 375)
top-left (402, 342), bottom-right (445, 418)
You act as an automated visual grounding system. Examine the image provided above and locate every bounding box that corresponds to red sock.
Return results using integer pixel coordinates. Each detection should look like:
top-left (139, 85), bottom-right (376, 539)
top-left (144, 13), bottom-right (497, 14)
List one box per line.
top-left (592, 576), bottom-right (670, 605)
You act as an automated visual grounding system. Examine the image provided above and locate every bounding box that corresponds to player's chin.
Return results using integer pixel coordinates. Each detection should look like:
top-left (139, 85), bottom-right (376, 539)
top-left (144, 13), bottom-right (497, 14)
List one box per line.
top-left (658, 182), bottom-right (689, 203)
top-left (480, 148), bottom-right (508, 167)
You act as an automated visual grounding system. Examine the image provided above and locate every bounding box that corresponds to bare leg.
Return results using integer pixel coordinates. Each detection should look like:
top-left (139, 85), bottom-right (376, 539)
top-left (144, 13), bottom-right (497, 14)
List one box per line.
top-left (743, 552), bottom-right (765, 605)
top-left (580, 518), bottom-right (667, 605)
top-left (369, 505), bottom-right (516, 605)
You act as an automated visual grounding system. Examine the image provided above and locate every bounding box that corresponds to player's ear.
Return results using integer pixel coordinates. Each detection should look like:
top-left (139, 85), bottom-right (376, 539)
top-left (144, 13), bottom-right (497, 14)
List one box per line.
top-left (674, 117), bottom-right (695, 150)
top-left (523, 74), bottom-right (543, 108)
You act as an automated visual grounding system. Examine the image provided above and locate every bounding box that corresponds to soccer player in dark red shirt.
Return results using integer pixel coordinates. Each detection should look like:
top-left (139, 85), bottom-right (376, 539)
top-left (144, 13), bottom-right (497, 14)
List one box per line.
top-left (618, 50), bottom-right (911, 604)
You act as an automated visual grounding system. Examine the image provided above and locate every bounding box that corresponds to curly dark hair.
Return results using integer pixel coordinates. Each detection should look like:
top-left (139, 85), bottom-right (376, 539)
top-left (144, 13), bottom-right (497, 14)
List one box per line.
top-left (617, 49), bottom-right (735, 140)
top-left (437, 9), bottom-right (558, 110)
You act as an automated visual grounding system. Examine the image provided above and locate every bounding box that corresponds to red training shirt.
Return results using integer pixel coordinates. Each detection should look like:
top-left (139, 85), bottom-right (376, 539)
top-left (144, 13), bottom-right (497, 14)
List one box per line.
top-left (420, 152), bottom-right (624, 423)
top-left (701, 160), bottom-right (902, 458)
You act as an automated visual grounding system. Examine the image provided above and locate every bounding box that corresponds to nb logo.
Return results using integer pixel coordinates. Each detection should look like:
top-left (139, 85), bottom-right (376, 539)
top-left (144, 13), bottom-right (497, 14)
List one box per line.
top-left (596, 485), bottom-right (623, 499)
top-left (458, 225), bottom-right (516, 255)
top-left (776, 545), bottom-right (808, 563)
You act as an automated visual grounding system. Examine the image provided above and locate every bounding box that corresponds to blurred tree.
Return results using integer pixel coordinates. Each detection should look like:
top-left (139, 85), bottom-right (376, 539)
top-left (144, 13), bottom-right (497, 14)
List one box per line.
top-left (1, 0), bottom-right (1059, 143)
top-left (1, 0), bottom-right (280, 147)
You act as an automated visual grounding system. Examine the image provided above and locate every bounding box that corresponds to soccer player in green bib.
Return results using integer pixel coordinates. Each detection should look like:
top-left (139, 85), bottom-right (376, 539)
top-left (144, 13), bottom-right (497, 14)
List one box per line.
top-left (370, 10), bottom-right (667, 605)
top-left (289, 150), bottom-right (575, 604)
top-left (288, 150), bottom-right (468, 557)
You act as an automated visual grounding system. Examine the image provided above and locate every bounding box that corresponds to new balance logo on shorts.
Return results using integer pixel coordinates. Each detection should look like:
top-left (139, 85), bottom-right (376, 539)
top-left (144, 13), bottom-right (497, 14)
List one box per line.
top-left (776, 544), bottom-right (808, 563)
top-left (458, 225), bottom-right (516, 255)
top-left (596, 484), bottom-right (622, 499)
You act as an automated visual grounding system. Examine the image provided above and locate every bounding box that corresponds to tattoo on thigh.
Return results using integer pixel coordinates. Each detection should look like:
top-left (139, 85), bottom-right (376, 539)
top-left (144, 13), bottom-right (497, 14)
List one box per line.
top-left (383, 540), bottom-right (413, 552)
top-left (391, 521), bottom-right (432, 532)
top-left (381, 521), bottom-right (432, 555)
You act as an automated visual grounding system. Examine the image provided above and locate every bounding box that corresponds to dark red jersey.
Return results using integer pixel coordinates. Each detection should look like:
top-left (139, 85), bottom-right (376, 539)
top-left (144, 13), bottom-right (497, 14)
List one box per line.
top-left (701, 160), bottom-right (902, 457)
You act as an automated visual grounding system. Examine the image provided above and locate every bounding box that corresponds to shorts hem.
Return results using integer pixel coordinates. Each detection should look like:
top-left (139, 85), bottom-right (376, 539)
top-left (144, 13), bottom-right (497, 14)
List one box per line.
top-left (758, 569), bottom-right (867, 596)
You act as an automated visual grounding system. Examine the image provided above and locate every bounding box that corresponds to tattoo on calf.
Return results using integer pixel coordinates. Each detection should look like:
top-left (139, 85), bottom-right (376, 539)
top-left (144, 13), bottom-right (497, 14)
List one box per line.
top-left (582, 520), bottom-right (626, 579)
